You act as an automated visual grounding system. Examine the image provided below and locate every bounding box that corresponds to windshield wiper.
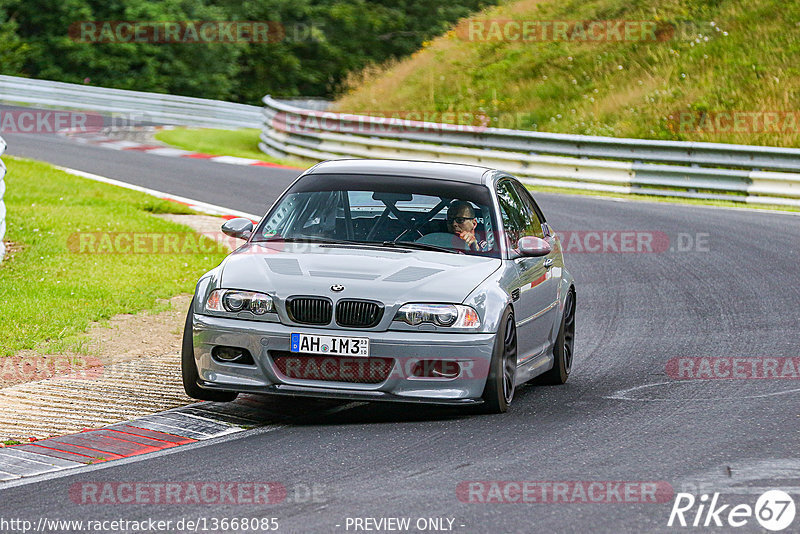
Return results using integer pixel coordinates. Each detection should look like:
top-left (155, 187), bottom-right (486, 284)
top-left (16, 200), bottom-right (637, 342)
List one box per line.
top-left (258, 236), bottom-right (460, 254)
top-left (379, 241), bottom-right (462, 254)
top-left (258, 236), bottom-right (362, 245)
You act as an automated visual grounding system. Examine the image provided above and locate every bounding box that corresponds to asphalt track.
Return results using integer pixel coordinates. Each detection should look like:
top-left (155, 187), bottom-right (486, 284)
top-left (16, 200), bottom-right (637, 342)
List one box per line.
top-left (1, 119), bottom-right (799, 533)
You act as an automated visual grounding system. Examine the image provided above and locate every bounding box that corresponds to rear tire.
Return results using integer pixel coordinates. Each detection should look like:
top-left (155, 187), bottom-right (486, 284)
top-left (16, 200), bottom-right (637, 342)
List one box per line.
top-left (181, 299), bottom-right (238, 402)
top-left (536, 289), bottom-right (575, 385)
top-left (479, 307), bottom-right (517, 413)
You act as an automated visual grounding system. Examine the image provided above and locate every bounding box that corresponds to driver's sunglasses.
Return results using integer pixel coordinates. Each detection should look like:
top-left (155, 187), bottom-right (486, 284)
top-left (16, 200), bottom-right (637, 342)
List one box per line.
top-left (448, 216), bottom-right (476, 224)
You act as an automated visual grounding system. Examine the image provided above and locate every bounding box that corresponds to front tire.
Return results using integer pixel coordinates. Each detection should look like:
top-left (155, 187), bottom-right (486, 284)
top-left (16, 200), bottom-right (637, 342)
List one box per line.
top-left (181, 299), bottom-right (238, 402)
top-left (480, 307), bottom-right (517, 413)
top-left (536, 289), bottom-right (575, 385)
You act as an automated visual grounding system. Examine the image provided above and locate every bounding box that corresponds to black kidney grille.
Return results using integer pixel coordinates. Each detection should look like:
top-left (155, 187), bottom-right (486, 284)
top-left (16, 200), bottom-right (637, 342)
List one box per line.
top-left (336, 300), bottom-right (383, 328)
top-left (286, 297), bottom-right (332, 325)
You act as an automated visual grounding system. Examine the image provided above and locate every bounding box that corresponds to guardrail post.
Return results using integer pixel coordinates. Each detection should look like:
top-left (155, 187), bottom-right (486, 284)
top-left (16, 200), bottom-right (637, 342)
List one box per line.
top-left (0, 135), bottom-right (6, 262)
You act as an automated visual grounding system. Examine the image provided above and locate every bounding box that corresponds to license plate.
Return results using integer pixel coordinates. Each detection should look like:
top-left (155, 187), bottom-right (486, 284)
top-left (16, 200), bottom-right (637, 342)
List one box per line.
top-left (290, 333), bottom-right (369, 357)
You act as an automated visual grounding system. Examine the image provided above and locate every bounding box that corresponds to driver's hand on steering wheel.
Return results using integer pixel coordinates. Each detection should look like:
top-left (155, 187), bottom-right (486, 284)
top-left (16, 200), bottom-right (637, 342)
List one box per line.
top-left (456, 230), bottom-right (479, 250)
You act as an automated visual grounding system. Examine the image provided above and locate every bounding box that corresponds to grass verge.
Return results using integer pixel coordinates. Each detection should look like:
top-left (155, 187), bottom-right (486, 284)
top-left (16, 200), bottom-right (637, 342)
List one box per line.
top-left (0, 156), bottom-right (230, 357)
top-left (154, 127), bottom-right (309, 169)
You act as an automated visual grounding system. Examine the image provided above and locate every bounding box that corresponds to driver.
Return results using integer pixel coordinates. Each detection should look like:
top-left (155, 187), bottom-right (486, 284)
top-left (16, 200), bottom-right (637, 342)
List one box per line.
top-left (447, 200), bottom-right (488, 251)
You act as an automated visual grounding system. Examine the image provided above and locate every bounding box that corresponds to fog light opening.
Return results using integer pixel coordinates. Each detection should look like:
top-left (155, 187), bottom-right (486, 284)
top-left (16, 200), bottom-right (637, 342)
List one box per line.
top-left (212, 346), bottom-right (254, 365)
top-left (411, 360), bottom-right (461, 379)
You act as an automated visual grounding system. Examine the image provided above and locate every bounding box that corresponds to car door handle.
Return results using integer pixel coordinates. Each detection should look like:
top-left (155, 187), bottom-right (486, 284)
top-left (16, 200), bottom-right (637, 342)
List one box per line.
top-left (543, 258), bottom-right (554, 269)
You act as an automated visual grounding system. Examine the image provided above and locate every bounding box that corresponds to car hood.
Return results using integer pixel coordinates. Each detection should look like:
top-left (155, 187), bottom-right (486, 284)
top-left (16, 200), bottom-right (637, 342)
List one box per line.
top-left (219, 242), bottom-right (502, 305)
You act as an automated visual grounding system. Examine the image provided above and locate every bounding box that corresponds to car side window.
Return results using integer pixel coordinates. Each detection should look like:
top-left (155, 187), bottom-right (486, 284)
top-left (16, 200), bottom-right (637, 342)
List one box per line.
top-left (512, 182), bottom-right (545, 239)
top-left (496, 181), bottom-right (526, 249)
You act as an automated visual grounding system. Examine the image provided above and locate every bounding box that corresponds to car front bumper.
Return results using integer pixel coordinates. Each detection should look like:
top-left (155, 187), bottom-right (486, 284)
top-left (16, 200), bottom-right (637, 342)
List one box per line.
top-left (192, 314), bottom-right (496, 404)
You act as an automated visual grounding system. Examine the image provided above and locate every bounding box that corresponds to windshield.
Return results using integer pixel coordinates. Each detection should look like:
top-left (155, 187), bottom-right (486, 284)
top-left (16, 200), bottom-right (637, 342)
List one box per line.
top-left (253, 173), bottom-right (501, 257)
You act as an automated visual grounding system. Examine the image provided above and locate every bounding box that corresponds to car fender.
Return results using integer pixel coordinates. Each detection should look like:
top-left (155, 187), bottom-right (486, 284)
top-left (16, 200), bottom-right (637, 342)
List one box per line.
top-left (462, 263), bottom-right (517, 334)
top-left (193, 267), bottom-right (223, 315)
top-left (548, 266), bottom-right (575, 341)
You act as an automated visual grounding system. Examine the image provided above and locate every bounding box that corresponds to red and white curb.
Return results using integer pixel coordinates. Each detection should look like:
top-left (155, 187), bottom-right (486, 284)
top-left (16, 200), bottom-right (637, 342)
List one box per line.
top-left (0, 401), bottom-right (260, 481)
top-left (57, 127), bottom-right (303, 170)
top-left (0, 397), bottom-right (358, 483)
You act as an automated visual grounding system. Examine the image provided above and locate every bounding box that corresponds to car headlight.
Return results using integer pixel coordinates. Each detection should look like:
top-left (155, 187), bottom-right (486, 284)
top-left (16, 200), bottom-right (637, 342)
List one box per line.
top-left (393, 304), bottom-right (481, 328)
top-left (206, 289), bottom-right (275, 315)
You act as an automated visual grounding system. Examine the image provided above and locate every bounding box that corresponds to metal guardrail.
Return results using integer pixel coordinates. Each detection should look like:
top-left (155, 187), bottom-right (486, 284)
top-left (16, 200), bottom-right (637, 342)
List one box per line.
top-left (0, 135), bottom-right (6, 262)
top-left (0, 75), bottom-right (262, 129)
top-left (260, 96), bottom-right (800, 207)
top-left (2, 75), bottom-right (797, 207)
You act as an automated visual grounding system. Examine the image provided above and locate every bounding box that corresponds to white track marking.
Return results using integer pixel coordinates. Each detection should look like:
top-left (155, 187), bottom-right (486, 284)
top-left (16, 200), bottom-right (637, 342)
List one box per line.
top-left (209, 156), bottom-right (263, 165)
top-left (606, 381), bottom-right (800, 401)
top-left (141, 147), bottom-right (195, 157)
top-left (56, 166), bottom-right (260, 220)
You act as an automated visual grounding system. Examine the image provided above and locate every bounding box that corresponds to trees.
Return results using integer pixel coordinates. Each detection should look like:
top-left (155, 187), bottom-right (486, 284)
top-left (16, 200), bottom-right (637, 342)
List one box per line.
top-left (2, 0), bottom-right (241, 99)
top-left (0, 0), bottom-right (496, 103)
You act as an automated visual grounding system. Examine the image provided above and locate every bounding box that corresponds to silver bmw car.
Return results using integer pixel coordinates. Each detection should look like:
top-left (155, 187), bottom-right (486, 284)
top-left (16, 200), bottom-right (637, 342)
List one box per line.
top-left (182, 159), bottom-right (575, 413)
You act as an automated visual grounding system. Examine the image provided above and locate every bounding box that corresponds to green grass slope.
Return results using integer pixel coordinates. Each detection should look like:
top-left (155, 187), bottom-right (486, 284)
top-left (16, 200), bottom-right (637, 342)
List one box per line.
top-left (336, 0), bottom-right (800, 147)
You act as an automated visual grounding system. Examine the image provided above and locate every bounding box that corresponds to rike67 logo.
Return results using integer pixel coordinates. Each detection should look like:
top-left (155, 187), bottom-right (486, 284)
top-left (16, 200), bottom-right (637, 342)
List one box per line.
top-left (668, 490), bottom-right (796, 531)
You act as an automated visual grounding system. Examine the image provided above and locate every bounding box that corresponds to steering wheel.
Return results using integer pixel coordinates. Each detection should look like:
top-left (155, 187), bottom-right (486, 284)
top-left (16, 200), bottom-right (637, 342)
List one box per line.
top-left (415, 232), bottom-right (471, 251)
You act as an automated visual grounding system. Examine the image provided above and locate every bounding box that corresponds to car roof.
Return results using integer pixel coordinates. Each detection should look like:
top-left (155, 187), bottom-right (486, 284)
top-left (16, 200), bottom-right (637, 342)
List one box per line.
top-left (304, 159), bottom-right (495, 185)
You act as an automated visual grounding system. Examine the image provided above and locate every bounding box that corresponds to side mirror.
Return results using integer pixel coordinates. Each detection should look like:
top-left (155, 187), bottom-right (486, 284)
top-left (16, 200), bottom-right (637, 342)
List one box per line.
top-left (517, 236), bottom-right (551, 257)
top-left (221, 218), bottom-right (254, 240)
